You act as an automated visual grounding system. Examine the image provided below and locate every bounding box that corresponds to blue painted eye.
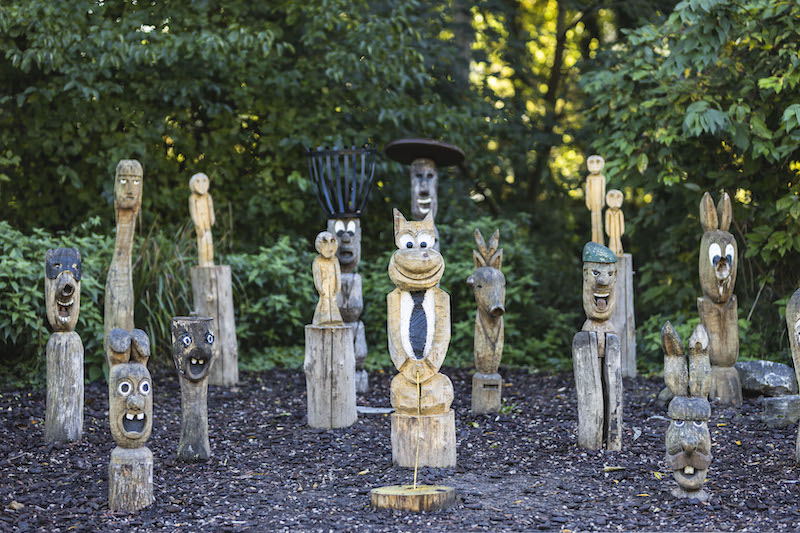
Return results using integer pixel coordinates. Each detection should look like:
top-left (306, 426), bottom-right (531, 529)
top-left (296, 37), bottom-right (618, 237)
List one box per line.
top-left (181, 335), bottom-right (192, 347)
top-left (674, 420), bottom-right (685, 427)
top-left (406, 242), bottom-right (413, 248)
top-left (693, 421), bottom-right (704, 428)
top-left (206, 332), bottom-right (214, 344)
top-left (420, 242), bottom-right (427, 248)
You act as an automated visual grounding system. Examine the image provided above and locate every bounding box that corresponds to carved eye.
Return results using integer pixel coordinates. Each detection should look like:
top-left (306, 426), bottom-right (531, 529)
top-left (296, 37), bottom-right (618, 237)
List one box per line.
top-left (72, 264), bottom-right (77, 269)
top-left (725, 244), bottom-right (734, 264)
top-left (54, 263), bottom-right (61, 269)
top-left (398, 234), bottom-right (414, 249)
top-left (708, 243), bottom-right (722, 266)
top-left (417, 233), bottom-right (435, 249)
top-left (139, 381), bottom-right (150, 395)
top-left (206, 332), bottom-right (214, 344)
top-left (133, 179), bottom-right (140, 185)
top-left (334, 220), bottom-right (345, 235)
top-left (120, 179), bottom-right (127, 184)
top-left (673, 420), bottom-right (685, 427)
top-left (118, 381), bottom-right (132, 396)
top-left (181, 334), bottom-right (192, 347)
top-left (346, 221), bottom-right (356, 234)
top-left (592, 269), bottom-right (600, 276)
top-left (693, 421), bottom-right (704, 428)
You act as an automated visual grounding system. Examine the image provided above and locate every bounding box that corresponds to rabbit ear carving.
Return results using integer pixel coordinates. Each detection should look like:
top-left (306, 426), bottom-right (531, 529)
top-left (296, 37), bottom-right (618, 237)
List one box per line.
top-left (687, 324), bottom-right (711, 398)
top-left (717, 192), bottom-right (733, 232)
top-left (700, 192), bottom-right (718, 232)
top-left (662, 321), bottom-right (689, 397)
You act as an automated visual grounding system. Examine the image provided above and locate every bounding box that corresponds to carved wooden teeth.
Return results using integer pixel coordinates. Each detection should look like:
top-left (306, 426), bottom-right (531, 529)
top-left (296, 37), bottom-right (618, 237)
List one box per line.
top-left (593, 293), bottom-right (609, 298)
top-left (57, 298), bottom-right (74, 306)
top-left (136, 413), bottom-right (144, 420)
top-left (125, 412), bottom-right (145, 420)
top-left (191, 358), bottom-right (198, 364)
top-left (58, 316), bottom-right (70, 323)
top-left (125, 413), bottom-right (134, 420)
top-left (684, 466), bottom-right (695, 474)
top-left (417, 198), bottom-right (432, 204)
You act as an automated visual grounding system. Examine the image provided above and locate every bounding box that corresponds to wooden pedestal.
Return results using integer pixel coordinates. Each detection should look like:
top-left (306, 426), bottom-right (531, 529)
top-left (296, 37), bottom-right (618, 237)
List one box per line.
top-left (371, 485), bottom-right (456, 512)
top-left (44, 332), bottom-right (84, 443)
top-left (391, 410), bottom-right (456, 468)
top-left (709, 365), bottom-right (742, 407)
top-left (191, 265), bottom-right (238, 386)
top-left (177, 378), bottom-right (211, 462)
top-left (472, 372), bottom-right (502, 414)
top-left (109, 446), bottom-right (153, 512)
top-left (304, 325), bottom-right (357, 429)
top-left (611, 253), bottom-right (636, 377)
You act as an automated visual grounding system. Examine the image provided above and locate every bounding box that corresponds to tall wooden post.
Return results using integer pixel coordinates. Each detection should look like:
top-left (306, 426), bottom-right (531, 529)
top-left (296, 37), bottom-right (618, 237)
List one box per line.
top-left (191, 266), bottom-right (238, 386)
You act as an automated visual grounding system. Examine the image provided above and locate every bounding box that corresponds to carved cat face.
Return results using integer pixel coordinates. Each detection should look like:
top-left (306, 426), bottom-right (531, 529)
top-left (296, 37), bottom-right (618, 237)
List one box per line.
top-left (388, 208), bottom-right (444, 290)
top-left (410, 158), bottom-right (438, 220)
top-left (171, 317), bottom-right (216, 382)
top-left (582, 262), bottom-right (617, 321)
top-left (327, 218), bottom-right (361, 273)
top-left (699, 192), bottom-right (737, 304)
top-left (44, 247), bottom-right (81, 332)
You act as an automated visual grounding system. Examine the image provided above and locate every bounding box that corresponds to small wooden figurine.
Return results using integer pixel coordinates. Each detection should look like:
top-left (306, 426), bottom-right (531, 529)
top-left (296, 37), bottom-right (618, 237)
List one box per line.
top-left (604, 189), bottom-right (624, 257)
top-left (468, 229), bottom-right (506, 414)
top-left (697, 192), bottom-right (740, 406)
top-left (662, 321), bottom-right (713, 502)
top-left (585, 155), bottom-right (606, 246)
top-left (312, 231), bottom-right (343, 326)
top-left (107, 327), bottom-right (154, 512)
top-left (572, 242), bottom-right (622, 451)
top-left (44, 247), bottom-right (84, 443)
top-left (172, 316), bottom-right (216, 462)
top-left (104, 159), bottom-right (142, 361)
top-left (189, 172), bottom-right (215, 267)
top-left (784, 290), bottom-right (800, 462)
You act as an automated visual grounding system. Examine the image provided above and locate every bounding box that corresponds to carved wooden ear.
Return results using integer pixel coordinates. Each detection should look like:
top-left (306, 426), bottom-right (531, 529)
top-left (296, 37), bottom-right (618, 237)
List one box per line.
top-left (699, 192), bottom-right (718, 232)
top-left (490, 249), bottom-right (503, 270)
top-left (687, 324), bottom-right (711, 398)
top-left (130, 328), bottom-right (151, 367)
top-left (392, 208), bottom-right (406, 236)
top-left (661, 321), bottom-right (689, 397)
top-left (474, 228), bottom-right (487, 256)
top-left (466, 275), bottom-right (475, 288)
top-left (488, 230), bottom-right (500, 254)
top-left (107, 328), bottom-right (132, 366)
top-left (473, 250), bottom-right (486, 268)
top-left (717, 192), bottom-right (733, 232)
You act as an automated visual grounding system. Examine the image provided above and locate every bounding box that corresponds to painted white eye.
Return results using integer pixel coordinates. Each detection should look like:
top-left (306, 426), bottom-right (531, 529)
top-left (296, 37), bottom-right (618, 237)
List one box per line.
top-left (133, 179), bottom-right (140, 185)
top-left (118, 381), bottom-right (132, 396)
top-left (417, 232), bottom-right (435, 249)
top-left (673, 420), bottom-right (685, 427)
top-left (334, 220), bottom-right (345, 234)
top-left (181, 334), bottom-right (192, 347)
top-left (708, 243), bottom-right (721, 266)
top-left (693, 421), bottom-right (704, 428)
top-left (206, 332), bottom-right (214, 344)
top-left (139, 381), bottom-right (151, 395)
top-left (398, 234), bottom-right (415, 249)
top-left (725, 244), bottom-right (734, 263)
top-left (119, 179), bottom-right (127, 184)
top-left (346, 221), bottom-right (356, 234)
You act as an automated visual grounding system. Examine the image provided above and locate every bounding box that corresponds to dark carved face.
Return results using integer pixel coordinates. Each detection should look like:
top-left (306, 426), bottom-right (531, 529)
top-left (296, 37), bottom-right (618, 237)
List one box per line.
top-left (389, 209), bottom-right (443, 291)
top-left (327, 218), bottom-right (361, 273)
top-left (467, 267), bottom-right (506, 318)
top-left (171, 317), bottom-right (216, 382)
top-left (666, 418), bottom-right (712, 492)
top-left (114, 160), bottom-right (143, 211)
top-left (109, 363), bottom-right (153, 448)
top-left (699, 231), bottom-right (737, 304)
top-left (582, 261), bottom-right (617, 321)
top-left (44, 248), bottom-right (81, 332)
top-left (410, 158), bottom-right (438, 220)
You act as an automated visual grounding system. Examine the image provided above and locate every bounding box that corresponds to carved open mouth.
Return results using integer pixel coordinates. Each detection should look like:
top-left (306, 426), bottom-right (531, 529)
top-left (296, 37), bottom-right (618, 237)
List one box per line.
top-left (339, 249), bottom-right (355, 262)
top-left (121, 411), bottom-right (146, 434)
top-left (593, 292), bottom-right (610, 312)
top-left (415, 197), bottom-right (432, 213)
top-left (189, 357), bottom-right (207, 378)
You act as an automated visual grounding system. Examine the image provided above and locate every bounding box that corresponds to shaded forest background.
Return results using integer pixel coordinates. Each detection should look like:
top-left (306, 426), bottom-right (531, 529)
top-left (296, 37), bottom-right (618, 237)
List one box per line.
top-left (1, 0), bottom-right (799, 386)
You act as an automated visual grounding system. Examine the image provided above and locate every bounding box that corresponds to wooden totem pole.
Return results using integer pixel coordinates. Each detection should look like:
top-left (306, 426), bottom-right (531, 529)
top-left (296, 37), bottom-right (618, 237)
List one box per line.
top-left (304, 231), bottom-right (357, 429)
top-left (105, 159), bottom-right (142, 357)
top-left (572, 242), bottom-right (622, 451)
top-left (468, 229), bottom-right (506, 414)
top-left (387, 209), bottom-right (456, 468)
top-left (585, 155), bottom-right (606, 246)
top-left (605, 188), bottom-right (637, 378)
top-left (697, 192), bottom-right (740, 406)
top-left (188, 172), bottom-right (239, 386)
top-left (44, 247), bottom-right (84, 443)
top-left (785, 291), bottom-right (800, 462)
top-left (107, 327), bottom-right (154, 512)
top-left (662, 322), bottom-right (713, 502)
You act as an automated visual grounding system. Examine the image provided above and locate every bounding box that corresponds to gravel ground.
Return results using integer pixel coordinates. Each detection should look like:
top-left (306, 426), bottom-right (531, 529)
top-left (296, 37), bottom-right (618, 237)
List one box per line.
top-left (1, 367), bottom-right (798, 532)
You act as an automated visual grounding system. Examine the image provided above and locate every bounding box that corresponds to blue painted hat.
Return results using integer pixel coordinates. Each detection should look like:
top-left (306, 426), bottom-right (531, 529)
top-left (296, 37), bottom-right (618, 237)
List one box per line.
top-left (582, 242), bottom-right (617, 263)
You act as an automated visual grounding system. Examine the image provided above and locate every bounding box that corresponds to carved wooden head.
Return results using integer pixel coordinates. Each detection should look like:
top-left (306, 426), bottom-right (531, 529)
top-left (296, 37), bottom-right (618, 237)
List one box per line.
top-left (171, 316), bottom-right (216, 382)
top-left (189, 172), bottom-right (210, 195)
top-left (587, 155), bottom-right (605, 174)
top-left (44, 247), bottom-right (81, 332)
top-left (108, 328), bottom-right (152, 448)
top-left (699, 192), bottom-right (737, 304)
top-left (606, 189), bottom-right (623, 209)
top-left (468, 229), bottom-right (505, 318)
top-left (581, 242), bottom-right (617, 322)
top-left (327, 218), bottom-right (361, 273)
top-left (315, 231), bottom-right (338, 259)
top-left (388, 208), bottom-right (444, 290)
top-left (114, 159), bottom-right (143, 213)
top-left (662, 322), bottom-right (712, 495)
top-left (410, 158), bottom-right (438, 220)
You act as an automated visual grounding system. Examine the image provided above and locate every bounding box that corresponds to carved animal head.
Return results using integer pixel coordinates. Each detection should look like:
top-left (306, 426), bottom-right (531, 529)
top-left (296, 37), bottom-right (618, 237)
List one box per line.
top-left (315, 231), bottom-right (338, 259)
top-left (327, 218), bottom-right (361, 273)
top-left (388, 208), bottom-right (444, 291)
top-left (410, 158), bottom-right (438, 220)
top-left (699, 192), bottom-right (737, 304)
top-left (581, 242), bottom-right (617, 322)
top-left (108, 328), bottom-right (152, 448)
top-left (44, 247), bottom-right (81, 332)
top-left (662, 321), bottom-right (712, 495)
top-left (189, 172), bottom-right (210, 195)
top-left (171, 316), bottom-right (216, 382)
top-left (114, 159), bottom-right (143, 213)
top-left (467, 229), bottom-right (505, 318)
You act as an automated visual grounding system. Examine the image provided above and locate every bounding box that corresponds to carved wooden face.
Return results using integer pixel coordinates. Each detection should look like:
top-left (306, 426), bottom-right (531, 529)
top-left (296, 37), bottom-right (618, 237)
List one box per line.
top-left (606, 189), bottom-right (623, 209)
top-left (327, 218), bottom-right (361, 273)
top-left (587, 155), bottom-right (604, 173)
top-left (44, 248), bottom-right (81, 332)
top-left (699, 231), bottom-right (737, 304)
top-left (389, 209), bottom-right (444, 290)
top-left (410, 158), bottom-right (438, 220)
top-left (582, 261), bottom-right (617, 321)
top-left (189, 172), bottom-right (210, 195)
top-left (315, 231), bottom-right (338, 259)
top-left (114, 160), bottom-right (143, 211)
top-left (109, 363), bottom-right (153, 448)
top-left (171, 317), bottom-right (216, 382)
top-left (665, 415), bottom-right (711, 492)
top-left (467, 268), bottom-right (506, 318)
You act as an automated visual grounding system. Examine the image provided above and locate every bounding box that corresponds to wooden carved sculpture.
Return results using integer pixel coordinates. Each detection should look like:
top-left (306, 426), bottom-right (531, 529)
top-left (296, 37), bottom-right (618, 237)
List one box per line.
top-left (784, 291), bottom-right (800, 462)
top-left (387, 208), bottom-right (456, 467)
top-left (104, 159), bottom-right (143, 359)
top-left (312, 231), bottom-right (343, 326)
top-left (172, 316), bottom-right (216, 462)
top-left (44, 247), bottom-right (84, 442)
top-left (605, 189), bottom-right (624, 257)
top-left (585, 155), bottom-right (606, 246)
top-left (572, 242), bottom-right (622, 450)
top-left (107, 327), bottom-right (153, 512)
top-left (189, 172), bottom-right (215, 267)
top-left (662, 321), bottom-right (713, 502)
top-left (468, 229), bottom-right (506, 414)
top-left (605, 187), bottom-right (636, 377)
top-left (697, 192), bottom-right (740, 406)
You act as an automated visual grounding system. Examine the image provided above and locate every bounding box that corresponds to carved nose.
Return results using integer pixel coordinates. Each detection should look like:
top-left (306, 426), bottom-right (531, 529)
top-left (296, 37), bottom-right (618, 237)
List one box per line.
top-left (61, 284), bottom-right (74, 297)
top-left (682, 433), bottom-right (698, 454)
top-left (126, 394), bottom-right (145, 410)
top-left (340, 233), bottom-right (351, 243)
top-left (490, 305), bottom-right (505, 318)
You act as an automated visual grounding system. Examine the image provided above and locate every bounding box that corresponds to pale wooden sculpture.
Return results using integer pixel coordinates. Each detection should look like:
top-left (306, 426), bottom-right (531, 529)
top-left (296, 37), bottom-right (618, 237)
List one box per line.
top-left (104, 159), bottom-right (142, 361)
top-left (784, 291), bottom-right (800, 462)
top-left (327, 217), bottom-right (369, 393)
top-left (44, 248), bottom-right (84, 443)
top-left (468, 229), bottom-right (506, 414)
top-left (172, 316), bottom-right (216, 462)
top-left (572, 241), bottom-right (622, 451)
top-left (605, 189), bottom-right (624, 257)
top-left (585, 155), bottom-right (606, 246)
top-left (312, 231), bottom-right (343, 326)
top-left (107, 327), bottom-right (153, 512)
top-left (662, 322), bottom-right (713, 502)
top-left (189, 172), bottom-right (215, 267)
top-left (697, 192), bottom-right (740, 406)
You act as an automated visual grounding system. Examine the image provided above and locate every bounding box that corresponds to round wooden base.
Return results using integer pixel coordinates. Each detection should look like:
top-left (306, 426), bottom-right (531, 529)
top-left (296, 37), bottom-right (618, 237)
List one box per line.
top-left (371, 485), bottom-right (455, 512)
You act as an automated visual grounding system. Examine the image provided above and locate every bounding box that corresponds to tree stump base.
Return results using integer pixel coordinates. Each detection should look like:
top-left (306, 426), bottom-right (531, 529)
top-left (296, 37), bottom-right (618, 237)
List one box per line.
top-left (371, 485), bottom-right (456, 512)
top-left (304, 325), bottom-right (357, 429)
top-left (471, 372), bottom-right (502, 414)
top-left (612, 253), bottom-right (636, 377)
top-left (108, 446), bottom-right (153, 512)
top-left (191, 265), bottom-right (238, 386)
top-left (391, 410), bottom-right (456, 468)
top-left (671, 486), bottom-right (710, 502)
top-left (355, 369), bottom-right (369, 394)
top-left (45, 331), bottom-right (84, 443)
top-left (709, 365), bottom-right (742, 407)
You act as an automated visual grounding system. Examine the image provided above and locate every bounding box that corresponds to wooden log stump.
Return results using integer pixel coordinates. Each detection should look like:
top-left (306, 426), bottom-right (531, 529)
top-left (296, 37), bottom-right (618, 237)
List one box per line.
top-left (108, 446), bottom-right (153, 512)
top-left (304, 325), bottom-right (357, 429)
top-left (371, 485), bottom-right (456, 512)
top-left (604, 333), bottom-right (623, 451)
top-left (472, 372), bottom-right (502, 414)
top-left (45, 331), bottom-right (84, 442)
top-left (191, 265), bottom-right (238, 386)
top-left (709, 365), bottom-right (742, 407)
top-left (391, 410), bottom-right (456, 468)
top-left (612, 253), bottom-right (636, 377)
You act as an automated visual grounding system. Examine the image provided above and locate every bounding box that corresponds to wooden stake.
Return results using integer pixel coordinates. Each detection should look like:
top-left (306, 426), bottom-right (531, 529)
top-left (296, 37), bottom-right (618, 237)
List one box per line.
top-left (191, 265), bottom-right (238, 386)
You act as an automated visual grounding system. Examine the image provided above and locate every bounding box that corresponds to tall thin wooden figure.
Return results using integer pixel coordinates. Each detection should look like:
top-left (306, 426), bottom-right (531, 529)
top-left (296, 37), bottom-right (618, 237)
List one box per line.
top-left (189, 172), bottom-right (215, 267)
top-left (585, 155), bottom-right (606, 246)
